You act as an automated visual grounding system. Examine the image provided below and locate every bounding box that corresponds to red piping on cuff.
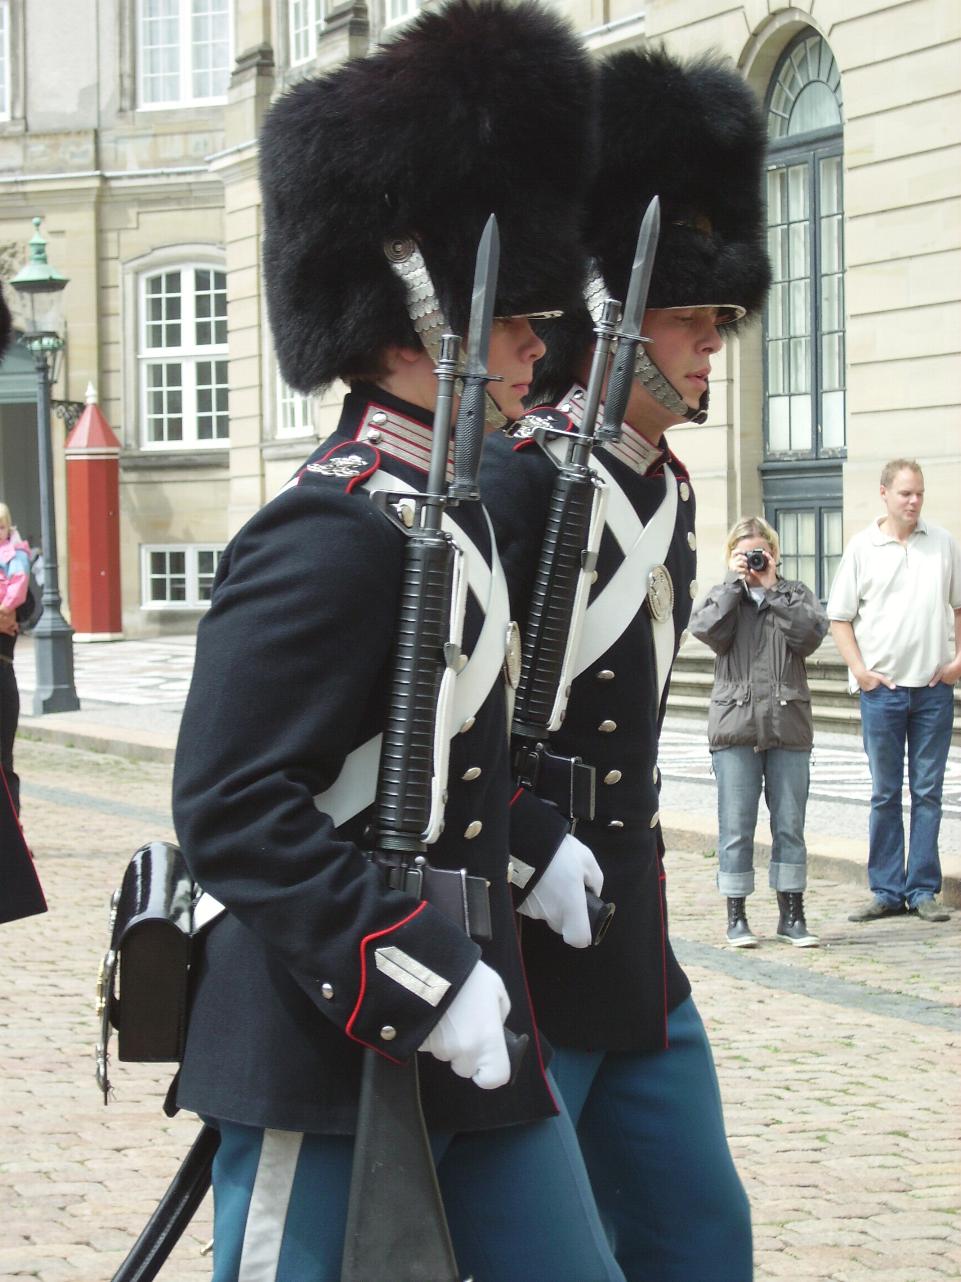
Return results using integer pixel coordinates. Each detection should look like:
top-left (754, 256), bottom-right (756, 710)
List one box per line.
top-left (345, 900), bottom-right (430, 1054)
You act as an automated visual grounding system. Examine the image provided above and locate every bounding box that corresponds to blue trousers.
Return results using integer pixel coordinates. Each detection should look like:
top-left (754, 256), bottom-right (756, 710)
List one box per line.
top-left (858, 681), bottom-right (954, 907)
top-left (207, 1073), bottom-right (625, 1282)
top-left (712, 746), bottom-right (810, 896)
top-left (551, 997), bottom-right (753, 1282)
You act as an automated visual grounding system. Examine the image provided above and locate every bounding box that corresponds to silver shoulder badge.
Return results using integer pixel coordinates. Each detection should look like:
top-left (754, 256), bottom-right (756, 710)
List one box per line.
top-left (503, 620), bottom-right (522, 689)
top-left (305, 453), bottom-right (368, 479)
top-left (647, 564), bottom-right (675, 623)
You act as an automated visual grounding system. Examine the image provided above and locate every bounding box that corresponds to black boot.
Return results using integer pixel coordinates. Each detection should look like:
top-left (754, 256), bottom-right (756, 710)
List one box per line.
top-left (726, 897), bottom-right (757, 948)
top-left (776, 891), bottom-right (819, 947)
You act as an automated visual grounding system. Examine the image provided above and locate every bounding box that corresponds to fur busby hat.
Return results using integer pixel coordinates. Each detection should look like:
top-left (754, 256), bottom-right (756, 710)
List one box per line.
top-left (260, 0), bottom-right (595, 394)
top-left (531, 46), bottom-right (771, 406)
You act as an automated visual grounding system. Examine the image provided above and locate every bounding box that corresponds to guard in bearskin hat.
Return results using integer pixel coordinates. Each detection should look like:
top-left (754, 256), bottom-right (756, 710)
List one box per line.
top-left (480, 47), bottom-right (770, 1280)
top-left (171, 4), bottom-right (626, 1280)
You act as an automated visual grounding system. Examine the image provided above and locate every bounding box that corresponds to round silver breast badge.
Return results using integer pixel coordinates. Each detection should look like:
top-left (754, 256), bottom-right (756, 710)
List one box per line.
top-left (504, 621), bottom-right (522, 689)
top-left (647, 565), bottom-right (674, 622)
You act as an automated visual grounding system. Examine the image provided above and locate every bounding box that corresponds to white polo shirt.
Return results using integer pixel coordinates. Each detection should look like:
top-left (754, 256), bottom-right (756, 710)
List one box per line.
top-left (827, 517), bottom-right (961, 691)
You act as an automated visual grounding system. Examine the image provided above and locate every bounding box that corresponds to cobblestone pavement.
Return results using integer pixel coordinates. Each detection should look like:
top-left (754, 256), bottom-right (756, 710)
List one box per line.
top-left (3, 738), bottom-right (960, 1281)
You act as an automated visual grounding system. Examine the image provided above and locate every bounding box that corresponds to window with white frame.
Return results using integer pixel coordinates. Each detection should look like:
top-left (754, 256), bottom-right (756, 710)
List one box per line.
top-left (289, 0), bottom-right (325, 65)
top-left (140, 265), bottom-right (229, 447)
top-left (138, 0), bottom-right (231, 108)
top-left (384, 0), bottom-right (420, 29)
top-left (141, 544), bottom-right (224, 608)
top-left (0, 1), bottom-right (10, 120)
top-left (277, 377), bottom-right (314, 435)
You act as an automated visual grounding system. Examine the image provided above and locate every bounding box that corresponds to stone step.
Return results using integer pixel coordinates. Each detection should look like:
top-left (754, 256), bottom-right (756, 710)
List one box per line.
top-left (669, 635), bottom-right (961, 744)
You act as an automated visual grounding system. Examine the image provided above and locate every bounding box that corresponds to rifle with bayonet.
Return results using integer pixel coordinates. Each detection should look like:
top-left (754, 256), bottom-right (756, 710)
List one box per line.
top-left (341, 212), bottom-right (525, 1282)
top-left (508, 197), bottom-right (661, 943)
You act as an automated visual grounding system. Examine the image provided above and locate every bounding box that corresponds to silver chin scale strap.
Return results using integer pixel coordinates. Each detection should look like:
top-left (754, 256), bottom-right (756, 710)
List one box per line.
top-left (584, 265), bottom-right (709, 426)
top-left (385, 237), bottom-right (510, 432)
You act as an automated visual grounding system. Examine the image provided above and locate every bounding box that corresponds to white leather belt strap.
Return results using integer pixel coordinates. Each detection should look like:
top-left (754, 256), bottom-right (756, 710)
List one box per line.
top-left (541, 438), bottom-right (678, 694)
top-left (575, 452), bottom-right (678, 689)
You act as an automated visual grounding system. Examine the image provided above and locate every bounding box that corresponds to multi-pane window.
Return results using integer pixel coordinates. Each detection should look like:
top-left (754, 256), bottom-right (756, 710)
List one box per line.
top-left (140, 266), bottom-right (229, 447)
top-left (384, 0), bottom-right (420, 28)
top-left (139, 0), bottom-right (231, 108)
top-left (278, 379), bottom-right (314, 435)
top-left (0, 2), bottom-right (9, 120)
top-left (142, 545), bottom-right (223, 608)
top-left (762, 32), bottom-right (845, 603)
top-left (290, 0), bottom-right (324, 65)
top-left (764, 34), bottom-right (845, 459)
top-left (772, 504), bottom-right (844, 600)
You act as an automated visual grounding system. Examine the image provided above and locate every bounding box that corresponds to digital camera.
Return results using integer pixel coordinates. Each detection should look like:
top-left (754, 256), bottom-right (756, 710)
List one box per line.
top-left (745, 549), bottom-right (767, 571)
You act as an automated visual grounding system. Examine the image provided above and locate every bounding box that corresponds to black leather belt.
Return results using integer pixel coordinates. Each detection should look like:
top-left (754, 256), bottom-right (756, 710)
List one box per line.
top-left (512, 742), bottom-right (596, 823)
top-left (382, 859), bottom-right (493, 942)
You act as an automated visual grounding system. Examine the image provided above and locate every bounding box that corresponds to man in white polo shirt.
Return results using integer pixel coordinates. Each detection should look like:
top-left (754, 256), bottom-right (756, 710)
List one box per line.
top-left (828, 458), bottom-right (960, 923)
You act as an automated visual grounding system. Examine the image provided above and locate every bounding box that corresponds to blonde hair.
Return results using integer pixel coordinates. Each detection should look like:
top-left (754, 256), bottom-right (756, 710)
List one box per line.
top-left (880, 458), bottom-right (922, 489)
top-left (725, 515), bottom-right (780, 564)
top-left (0, 502), bottom-right (11, 528)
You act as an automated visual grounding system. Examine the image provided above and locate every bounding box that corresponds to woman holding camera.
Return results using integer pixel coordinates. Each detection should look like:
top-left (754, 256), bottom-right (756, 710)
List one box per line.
top-left (689, 516), bottom-right (828, 947)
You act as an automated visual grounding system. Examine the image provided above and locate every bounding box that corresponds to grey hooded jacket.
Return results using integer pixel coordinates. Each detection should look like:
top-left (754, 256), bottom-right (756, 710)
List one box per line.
top-left (689, 573), bottom-right (828, 752)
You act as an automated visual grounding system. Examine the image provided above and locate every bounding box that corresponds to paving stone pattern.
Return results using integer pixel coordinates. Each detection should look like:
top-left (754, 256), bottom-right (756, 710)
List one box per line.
top-left (2, 739), bottom-right (959, 1281)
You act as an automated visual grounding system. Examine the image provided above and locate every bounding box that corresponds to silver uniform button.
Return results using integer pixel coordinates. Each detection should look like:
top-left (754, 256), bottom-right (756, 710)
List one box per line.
top-left (462, 766), bottom-right (482, 782)
top-left (687, 531), bottom-right (696, 550)
top-left (459, 716), bottom-right (476, 734)
top-left (597, 669), bottom-right (615, 681)
top-left (321, 983), bottom-right (334, 1000)
top-left (679, 481), bottom-right (691, 501)
top-left (649, 811), bottom-right (660, 829)
top-left (608, 819), bottom-right (624, 830)
top-left (370, 411), bottom-right (388, 425)
top-left (599, 719), bottom-right (617, 733)
top-left (559, 402), bottom-right (571, 412)
top-left (689, 579), bottom-right (698, 599)
top-left (465, 820), bottom-right (483, 839)
top-left (604, 770), bottom-right (622, 785)
top-left (366, 428), bottom-right (382, 443)
top-left (380, 1025), bottom-right (397, 1042)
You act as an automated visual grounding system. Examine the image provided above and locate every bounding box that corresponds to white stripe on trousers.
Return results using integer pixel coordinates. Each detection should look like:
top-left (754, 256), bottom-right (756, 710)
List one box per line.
top-left (238, 1129), bottom-right (304, 1281)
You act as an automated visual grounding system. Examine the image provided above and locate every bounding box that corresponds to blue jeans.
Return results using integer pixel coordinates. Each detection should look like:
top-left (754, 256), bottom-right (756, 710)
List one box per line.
top-left (712, 746), bottom-right (811, 896)
top-left (207, 1075), bottom-right (625, 1282)
top-left (551, 998), bottom-right (753, 1282)
top-left (858, 681), bottom-right (954, 908)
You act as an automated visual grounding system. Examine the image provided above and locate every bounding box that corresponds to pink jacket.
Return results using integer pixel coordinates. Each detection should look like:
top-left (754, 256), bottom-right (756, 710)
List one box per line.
top-left (0, 532), bottom-right (31, 612)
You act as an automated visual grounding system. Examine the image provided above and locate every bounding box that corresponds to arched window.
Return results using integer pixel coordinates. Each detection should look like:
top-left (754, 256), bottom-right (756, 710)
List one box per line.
top-left (761, 32), bottom-right (845, 601)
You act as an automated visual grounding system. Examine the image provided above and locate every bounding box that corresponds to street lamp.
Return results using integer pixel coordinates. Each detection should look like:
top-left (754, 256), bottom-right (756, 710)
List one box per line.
top-left (10, 216), bottom-right (80, 714)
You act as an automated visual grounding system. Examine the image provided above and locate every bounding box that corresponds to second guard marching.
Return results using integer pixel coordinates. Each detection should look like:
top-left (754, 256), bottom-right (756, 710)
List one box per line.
top-left (481, 48), bottom-right (772, 1281)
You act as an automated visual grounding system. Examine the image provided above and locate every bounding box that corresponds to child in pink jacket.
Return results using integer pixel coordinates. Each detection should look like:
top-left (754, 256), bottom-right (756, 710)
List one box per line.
top-left (0, 502), bottom-right (31, 814)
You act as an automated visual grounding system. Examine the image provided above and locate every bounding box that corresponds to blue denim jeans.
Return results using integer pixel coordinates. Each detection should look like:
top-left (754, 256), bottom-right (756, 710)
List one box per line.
top-left (858, 681), bottom-right (955, 908)
top-left (712, 746), bottom-right (811, 896)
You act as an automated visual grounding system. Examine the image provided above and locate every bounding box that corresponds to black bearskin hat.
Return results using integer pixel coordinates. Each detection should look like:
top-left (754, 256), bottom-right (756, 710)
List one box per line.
top-left (260, 0), bottom-right (595, 394)
top-left (531, 46), bottom-right (771, 404)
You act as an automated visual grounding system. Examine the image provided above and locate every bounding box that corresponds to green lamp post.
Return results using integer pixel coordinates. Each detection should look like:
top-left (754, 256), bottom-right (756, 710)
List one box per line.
top-left (10, 217), bottom-right (80, 714)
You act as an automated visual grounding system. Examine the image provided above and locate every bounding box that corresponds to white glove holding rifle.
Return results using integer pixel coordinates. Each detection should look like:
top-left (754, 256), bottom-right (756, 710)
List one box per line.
top-left (420, 959), bottom-right (511, 1089)
top-left (517, 832), bottom-right (604, 949)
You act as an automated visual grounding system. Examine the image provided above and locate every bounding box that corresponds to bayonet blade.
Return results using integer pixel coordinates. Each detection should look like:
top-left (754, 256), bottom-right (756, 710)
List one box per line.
top-left (464, 213), bottom-right (500, 374)
top-left (449, 213), bottom-right (501, 500)
top-left (618, 195), bottom-right (660, 342)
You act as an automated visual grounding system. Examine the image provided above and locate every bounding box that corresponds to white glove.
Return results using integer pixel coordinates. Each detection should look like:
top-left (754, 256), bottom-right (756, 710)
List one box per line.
top-left (419, 960), bottom-right (511, 1089)
top-left (517, 832), bottom-right (603, 949)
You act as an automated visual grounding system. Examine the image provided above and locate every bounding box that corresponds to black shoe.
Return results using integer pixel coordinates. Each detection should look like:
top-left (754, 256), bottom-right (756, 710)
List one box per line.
top-left (913, 897), bottom-right (951, 922)
top-left (775, 891), bottom-right (819, 947)
top-left (726, 897), bottom-right (757, 948)
top-left (848, 896), bottom-right (905, 922)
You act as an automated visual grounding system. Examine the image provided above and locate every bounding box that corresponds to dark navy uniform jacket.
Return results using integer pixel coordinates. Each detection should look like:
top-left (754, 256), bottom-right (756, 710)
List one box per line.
top-left (480, 391), bottom-right (697, 1053)
top-left (173, 385), bottom-right (565, 1135)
